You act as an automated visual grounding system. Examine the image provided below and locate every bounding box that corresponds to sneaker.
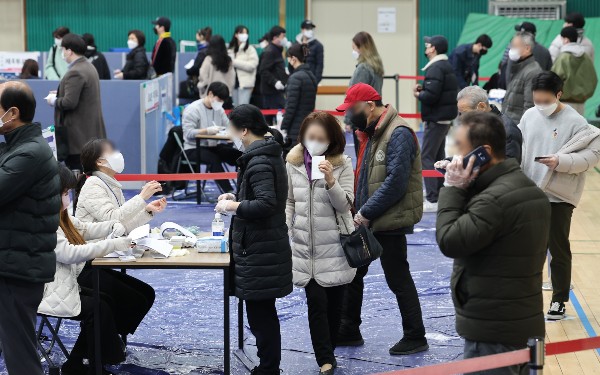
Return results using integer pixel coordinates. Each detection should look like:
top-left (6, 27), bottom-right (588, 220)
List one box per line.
top-left (542, 281), bottom-right (553, 291)
top-left (336, 330), bottom-right (364, 347)
top-left (389, 338), bottom-right (429, 355)
top-left (546, 301), bottom-right (566, 320)
top-left (423, 201), bottom-right (438, 213)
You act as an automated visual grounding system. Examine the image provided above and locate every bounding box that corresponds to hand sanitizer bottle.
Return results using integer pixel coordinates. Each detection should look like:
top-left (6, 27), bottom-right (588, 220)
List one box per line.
top-left (212, 213), bottom-right (225, 237)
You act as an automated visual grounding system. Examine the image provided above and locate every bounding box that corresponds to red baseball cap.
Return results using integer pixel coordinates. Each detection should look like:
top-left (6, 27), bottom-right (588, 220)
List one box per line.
top-left (336, 83), bottom-right (382, 112)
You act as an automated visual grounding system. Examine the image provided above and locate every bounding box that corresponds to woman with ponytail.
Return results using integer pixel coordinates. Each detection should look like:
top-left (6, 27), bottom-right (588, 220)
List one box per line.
top-left (38, 164), bottom-right (132, 374)
top-left (281, 43), bottom-right (318, 150)
top-left (215, 104), bottom-right (292, 375)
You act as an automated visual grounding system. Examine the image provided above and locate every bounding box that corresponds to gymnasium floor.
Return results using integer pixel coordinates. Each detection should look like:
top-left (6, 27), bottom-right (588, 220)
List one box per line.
top-left (3, 145), bottom-right (600, 374)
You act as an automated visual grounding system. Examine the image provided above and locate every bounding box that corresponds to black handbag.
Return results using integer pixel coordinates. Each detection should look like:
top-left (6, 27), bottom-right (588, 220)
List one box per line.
top-left (334, 197), bottom-right (383, 268)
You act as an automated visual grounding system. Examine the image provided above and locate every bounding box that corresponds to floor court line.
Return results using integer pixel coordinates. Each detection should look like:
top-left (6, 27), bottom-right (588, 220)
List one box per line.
top-left (569, 289), bottom-right (600, 356)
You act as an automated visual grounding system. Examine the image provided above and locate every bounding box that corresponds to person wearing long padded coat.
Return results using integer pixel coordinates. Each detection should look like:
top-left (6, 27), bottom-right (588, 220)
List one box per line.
top-left (285, 112), bottom-right (355, 375)
top-left (215, 104), bottom-right (292, 375)
top-left (281, 43), bottom-right (317, 150)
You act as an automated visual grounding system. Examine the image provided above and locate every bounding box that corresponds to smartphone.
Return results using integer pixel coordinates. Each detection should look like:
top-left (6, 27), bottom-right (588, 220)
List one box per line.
top-left (534, 156), bottom-right (547, 161)
top-left (463, 146), bottom-right (491, 170)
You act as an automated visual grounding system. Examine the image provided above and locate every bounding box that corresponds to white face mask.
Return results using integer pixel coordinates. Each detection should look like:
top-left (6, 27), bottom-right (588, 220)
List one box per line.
top-left (103, 152), bottom-right (125, 173)
top-left (303, 29), bottom-right (314, 39)
top-left (61, 193), bottom-right (71, 211)
top-left (280, 37), bottom-right (291, 48)
top-left (231, 134), bottom-right (245, 152)
top-left (259, 40), bottom-right (269, 49)
top-left (211, 100), bottom-right (224, 111)
top-left (535, 101), bottom-right (558, 117)
top-left (54, 38), bottom-right (61, 47)
top-left (304, 139), bottom-right (329, 157)
top-left (61, 48), bottom-right (67, 61)
top-left (237, 33), bottom-right (249, 43)
top-left (127, 40), bottom-right (138, 49)
top-left (0, 108), bottom-right (14, 128)
top-left (508, 48), bottom-right (521, 62)
top-left (352, 50), bottom-right (360, 60)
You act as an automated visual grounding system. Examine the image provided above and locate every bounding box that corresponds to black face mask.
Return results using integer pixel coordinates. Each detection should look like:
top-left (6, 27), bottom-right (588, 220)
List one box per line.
top-left (479, 48), bottom-right (488, 56)
top-left (288, 63), bottom-right (295, 74)
top-left (153, 27), bottom-right (158, 35)
top-left (350, 110), bottom-right (368, 130)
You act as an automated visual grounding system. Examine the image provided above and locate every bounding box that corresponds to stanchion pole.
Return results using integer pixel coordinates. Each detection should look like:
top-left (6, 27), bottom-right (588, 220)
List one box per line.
top-left (528, 337), bottom-right (545, 375)
top-left (394, 74), bottom-right (400, 110)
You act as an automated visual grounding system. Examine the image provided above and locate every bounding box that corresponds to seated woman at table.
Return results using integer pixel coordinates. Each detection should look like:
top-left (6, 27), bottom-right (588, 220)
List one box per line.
top-left (38, 164), bottom-right (133, 374)
top-left (182, 81), bottom-right (242, 193)
top-left (75, 139), bottom-right (164, 342)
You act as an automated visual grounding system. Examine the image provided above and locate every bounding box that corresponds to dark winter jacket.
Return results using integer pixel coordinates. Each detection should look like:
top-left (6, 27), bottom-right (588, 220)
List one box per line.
top-left (490, 105), bottom-right (523, 162)
top-left (281, 64), bottom-right (318, 144)
top-left (259, 43), bottom-right (289, 96)
top-left (230, 138), bottom-right (293, 300)
top-left (355, 105), bottom-right (423, 233)
top-left (500, 43), bottom-right (552, 88)
top-left (418, 57), bottom-right (458, 122)
top-left (294, 36), bottom-right (324, 83)
top-left (122, 46), bottom-right (150, 80)
top-left (186, 45), bottom-right (208, 77)
top-left (84, 49), bottom-right (111, 80)
top-left (0, 124), bottom-right (61, 283)
top-left (503, 55), bottom-right (542, 124)
top-left (448, 43), bottom-right (480, 89)
top-left (436, 159), bottom-right (549, 347)
top-left (151, 36), bottom-right (176, 76)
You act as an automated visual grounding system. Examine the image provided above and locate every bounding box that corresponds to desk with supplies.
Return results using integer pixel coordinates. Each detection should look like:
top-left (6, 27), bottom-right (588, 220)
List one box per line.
top-left (194, 134), bottom-right (233, 204)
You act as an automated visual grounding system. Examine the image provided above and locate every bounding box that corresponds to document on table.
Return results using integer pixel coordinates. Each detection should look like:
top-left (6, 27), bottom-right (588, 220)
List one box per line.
top-left (160, 222), bottom-right (196, 238)
top-left (129, 224), bottom-right (150, 241)
top-left (312, 156), bottom-right (325, 180)
top-left (135, 238), bottom-right (173, 258)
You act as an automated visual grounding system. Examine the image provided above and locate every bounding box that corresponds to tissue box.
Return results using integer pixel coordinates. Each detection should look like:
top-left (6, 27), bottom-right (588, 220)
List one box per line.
top-left (196, 236), bottom-right (228, 253)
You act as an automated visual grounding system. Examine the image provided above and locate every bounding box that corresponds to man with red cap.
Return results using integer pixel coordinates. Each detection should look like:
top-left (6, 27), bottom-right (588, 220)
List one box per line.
top-left (335, 83), bottom-right (428, 355)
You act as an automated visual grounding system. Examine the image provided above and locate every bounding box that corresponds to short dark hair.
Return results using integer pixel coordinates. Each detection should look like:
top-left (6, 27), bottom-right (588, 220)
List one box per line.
top-left (287, 43), bottom-right (309, 63)
top-left (81, 33), bottom-right (96, 48)
top-left (565, 12), bottom-right (585, 29)
top-left (459, 112), bottom-right (506, 159)
top-left (229, 104), bottom-right (284, 146)
top-left (198, 26), bottom-right (213, 42)
top-left (80, 139), bottom-right (114, 175)
top-left (560, 26), bottom-right (578, 43)
top-left (19, 59), bottom-right (39, 79)
top-left (61, 33), bottom-right (87, 55)
top-left (128, 30), bottom-right (146, 47)
top-left (475, 34), bottom-right (493, 48)
top-left (58, 163), bottom-right (78, 194)
top-left (298, 112), bottom-right (346, 156)
top-left (207, 82), bottom-right (230, 101)
top-left (269, 26), bottom-right (286, 41)
top-left (0, 84), bottom-right (36, 122)
top-left (53, 26), bottom-right (70, 38)
top-left (532, 71), bottom-right (563, 95)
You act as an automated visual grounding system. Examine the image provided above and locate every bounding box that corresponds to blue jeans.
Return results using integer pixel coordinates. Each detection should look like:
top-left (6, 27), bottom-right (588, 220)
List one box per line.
top-left (463, 340), bottom-right (528, 375)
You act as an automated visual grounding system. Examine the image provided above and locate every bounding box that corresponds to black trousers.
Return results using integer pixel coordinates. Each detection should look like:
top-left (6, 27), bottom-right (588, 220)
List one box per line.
top-left (64, 154), bottom-right (82, 171)
top-left (421, 122), bottom-right (450, 203)
top-left (245, 298), bottom-right (281, 374)
top-left (305, 279), bottom-right (345, 367)
top-left (549, 202), bottom-right (575, 302)
top-left (340, 234), bottom-right (426, 340)
top-left (77, 268), bottom-right (155, 335)
top-left (68, 287), bottom-right (125, 365)
top-left (0, 277), bottom-right (45, 375)
top-left (262, 93), bottom-right (285, 125)
top-left (185, 144), bottom-right (241, 193)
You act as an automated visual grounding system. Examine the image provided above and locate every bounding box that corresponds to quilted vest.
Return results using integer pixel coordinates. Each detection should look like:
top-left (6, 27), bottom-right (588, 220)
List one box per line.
top-left (367, 106), bottom-right (423, 232)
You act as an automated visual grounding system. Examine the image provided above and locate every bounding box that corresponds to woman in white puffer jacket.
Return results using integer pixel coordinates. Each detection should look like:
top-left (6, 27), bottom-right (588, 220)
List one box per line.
top-left (39, 164), bottom-right (132, 374)
top-left (285, 112), bottom-right (355, 375)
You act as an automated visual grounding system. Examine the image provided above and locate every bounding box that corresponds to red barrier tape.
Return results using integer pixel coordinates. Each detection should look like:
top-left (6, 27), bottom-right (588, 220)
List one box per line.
top-left (395, 74), bottom-right (490, 82)
top-left (546, 336), bottom-right (600, 356)
top-left (372, 349), bottom-right (529, 375)
top-left (223, 109), bottom-right (423, 119)
top-left (115, 170), bottom-right (444, 182)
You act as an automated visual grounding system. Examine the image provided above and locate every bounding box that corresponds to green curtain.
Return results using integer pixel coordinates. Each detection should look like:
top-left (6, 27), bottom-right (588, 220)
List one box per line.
top-left (458, 13), bottom-right (600, 118)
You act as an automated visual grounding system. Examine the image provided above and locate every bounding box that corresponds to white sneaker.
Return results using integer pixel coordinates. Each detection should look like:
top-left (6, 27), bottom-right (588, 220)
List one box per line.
top-left (423, 201), bottom-right (438, 213)
top-left (542, 282), bottom-right (553, 291)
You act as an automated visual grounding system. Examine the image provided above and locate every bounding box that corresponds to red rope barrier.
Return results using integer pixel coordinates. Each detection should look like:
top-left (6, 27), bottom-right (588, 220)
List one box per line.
top-left (546, 336), bottom-right (600, 356)
top-left (223, 108), bottom-right (423, 119)
top-left (395, 74), bottom-right (490, 82)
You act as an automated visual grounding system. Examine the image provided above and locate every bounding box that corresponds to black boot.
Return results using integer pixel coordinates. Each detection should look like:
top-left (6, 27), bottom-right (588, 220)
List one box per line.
top-left (389, 337), bottom-right (429, 355)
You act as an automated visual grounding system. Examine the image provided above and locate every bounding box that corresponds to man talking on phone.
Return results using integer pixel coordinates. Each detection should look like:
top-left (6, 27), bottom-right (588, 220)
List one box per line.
top-left (436, 112), bottom-right (550, 374)
top-left (519, 71), bottom-right (600, 320)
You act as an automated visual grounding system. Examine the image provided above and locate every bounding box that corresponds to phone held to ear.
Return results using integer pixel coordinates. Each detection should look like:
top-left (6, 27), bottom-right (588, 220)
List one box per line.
top-left (463, 146), bottom-right (492, 170)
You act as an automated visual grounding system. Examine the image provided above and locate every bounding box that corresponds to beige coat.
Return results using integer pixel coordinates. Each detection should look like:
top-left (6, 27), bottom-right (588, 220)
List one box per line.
top-left (230, 45), bottom-right (259, 89)
top-left (541, 124), bottom-right (600, 207)
top-left (197, 56), bottom-right (236, 97)
top-left (285, 144), bottom-right (356, 288)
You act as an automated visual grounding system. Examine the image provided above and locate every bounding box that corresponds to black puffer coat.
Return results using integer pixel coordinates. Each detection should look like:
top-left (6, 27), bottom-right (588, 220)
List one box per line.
top-left (418, 59), bottom-right (458, 122)
top-left (0, 124), bottom-right (61, 283)
top-left (122, 46), bottom-right (150, 80)
top-left (281, 64), bottom-right (317, 145)
top-left (230, 138), bottom-right (293, 300)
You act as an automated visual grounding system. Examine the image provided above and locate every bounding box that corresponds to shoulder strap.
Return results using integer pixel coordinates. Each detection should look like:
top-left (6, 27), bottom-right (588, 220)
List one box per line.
top-left (51, 45), bottom-right (61, 77)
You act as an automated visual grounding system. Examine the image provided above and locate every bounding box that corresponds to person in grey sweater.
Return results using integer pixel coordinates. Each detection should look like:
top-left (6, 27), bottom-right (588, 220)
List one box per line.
top-left (519, 72), bottom-right (600, 321)
top-left (182, 82), bottom-right (241, 193)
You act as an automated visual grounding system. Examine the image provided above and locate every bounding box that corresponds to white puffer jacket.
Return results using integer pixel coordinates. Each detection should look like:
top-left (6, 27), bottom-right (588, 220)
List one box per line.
top-left (230, 44), bottom-right (259, 89)
top-left (76, 171), bottom-right (152, 232)
top-left (285, 144), bottom-right (356, 288)
top-left (38, 216), bottom-right (131, 317)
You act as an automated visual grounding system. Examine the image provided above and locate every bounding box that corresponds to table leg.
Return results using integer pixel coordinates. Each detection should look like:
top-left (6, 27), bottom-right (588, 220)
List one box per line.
top-left (196, 138), bottom-right (202, 205)
top-left (224, 268), bottom-right (230, 375)
top-left (93, 269), bottom-right (102, 375)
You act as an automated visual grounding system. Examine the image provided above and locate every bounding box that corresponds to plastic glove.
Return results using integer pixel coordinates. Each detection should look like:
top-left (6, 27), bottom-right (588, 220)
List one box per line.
top-left (45, 93), bottom-right (57, 106)
top-left (113, 237), bottom-right (133, 252)
top-left (111, 223), bottom-right (127, 238)
top-left (280, 129), bottom-right (288, 141)
top-left (353, 211), bottom-right (370, 228)
top-left (444, 155), bottom-right (479, 189)
top-left (215, 199), bottom-right (236, 214)
top-left (218, 193), bottom-right (236, 201)
top-left (275, 81), bottom-right (285, 91)
top-left (206, 126), bottom-right (221, 135)
top-left (434, 159), bottom-right (451, 171)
